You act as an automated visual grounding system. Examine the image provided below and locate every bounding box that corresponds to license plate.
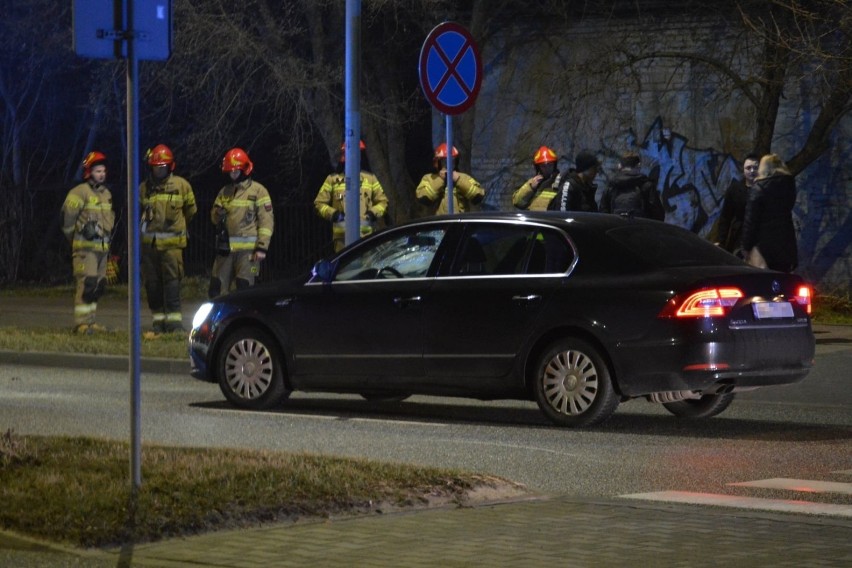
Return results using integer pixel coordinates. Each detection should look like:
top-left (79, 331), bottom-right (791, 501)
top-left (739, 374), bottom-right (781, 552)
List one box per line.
top-left (752, 301), bottom-right (794, 319)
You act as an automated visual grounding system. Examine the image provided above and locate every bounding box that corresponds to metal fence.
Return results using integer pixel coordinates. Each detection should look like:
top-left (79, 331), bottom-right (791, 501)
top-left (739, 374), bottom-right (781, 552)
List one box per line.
top-left (184, 198), bottom-right (332, 282)
top-left (10, 186), bottom-right (331, 285)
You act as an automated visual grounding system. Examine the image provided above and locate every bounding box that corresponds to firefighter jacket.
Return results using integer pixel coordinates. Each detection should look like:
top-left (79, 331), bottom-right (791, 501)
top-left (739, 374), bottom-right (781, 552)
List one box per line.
top-left (314, 172), bottom-right (389, 239)
top-left (140, 174), bottom-right (197, 250)
top-left (61, 180), bottom-right (115, 252)
top-left (211, 179), bottom-right (274, 253)
top-left (512, 173), bottom-right (560, 211)
top-left (416, 171), bottom-right (484, 214)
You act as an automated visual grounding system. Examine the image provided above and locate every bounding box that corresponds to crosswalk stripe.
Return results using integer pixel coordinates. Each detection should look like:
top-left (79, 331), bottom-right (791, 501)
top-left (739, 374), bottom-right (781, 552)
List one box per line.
top-left (728, 478), bottom-right (852, 495)
top-left (620, 491), bottom-right (852, 517)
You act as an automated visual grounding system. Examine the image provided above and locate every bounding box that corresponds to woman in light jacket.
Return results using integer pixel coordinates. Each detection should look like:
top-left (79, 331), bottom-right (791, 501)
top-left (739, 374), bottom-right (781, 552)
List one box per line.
top-left (740, 154), bottom-right (798, 272)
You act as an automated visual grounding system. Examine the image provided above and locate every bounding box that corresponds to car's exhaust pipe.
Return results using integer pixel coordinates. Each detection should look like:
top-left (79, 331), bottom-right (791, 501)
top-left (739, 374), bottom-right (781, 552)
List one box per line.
top-left (646, 390), bottom-right (702, 403)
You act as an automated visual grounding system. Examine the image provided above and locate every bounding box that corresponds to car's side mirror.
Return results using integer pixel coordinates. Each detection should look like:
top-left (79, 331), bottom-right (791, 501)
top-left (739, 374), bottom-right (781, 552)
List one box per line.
top-left (311, 259), bottom-right (335, 283)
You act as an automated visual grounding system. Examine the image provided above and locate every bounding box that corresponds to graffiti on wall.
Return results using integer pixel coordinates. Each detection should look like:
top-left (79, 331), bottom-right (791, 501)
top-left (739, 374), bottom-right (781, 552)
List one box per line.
top-left (632, 117), bottom-right (739, 239)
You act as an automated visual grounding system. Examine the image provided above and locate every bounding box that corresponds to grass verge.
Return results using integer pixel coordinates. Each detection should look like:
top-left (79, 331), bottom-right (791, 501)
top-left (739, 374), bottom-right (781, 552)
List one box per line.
top-left (0, 431), bottom-right (524, 549)
top-left (0, 327), bottom-right (188, 359)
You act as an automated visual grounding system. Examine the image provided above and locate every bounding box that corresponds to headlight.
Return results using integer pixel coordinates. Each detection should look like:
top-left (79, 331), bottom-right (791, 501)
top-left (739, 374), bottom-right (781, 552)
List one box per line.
top-left (192, 302), bottom-right (215, 329)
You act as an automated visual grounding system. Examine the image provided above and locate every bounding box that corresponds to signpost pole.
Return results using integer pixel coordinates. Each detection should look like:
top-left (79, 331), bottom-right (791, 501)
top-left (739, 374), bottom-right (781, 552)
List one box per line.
top-left (445, 115), bottom-right (454, 214)
top-left (344, 0), bottom-right (361, 248)
top-left (126, 0), bottom-right (143, 490)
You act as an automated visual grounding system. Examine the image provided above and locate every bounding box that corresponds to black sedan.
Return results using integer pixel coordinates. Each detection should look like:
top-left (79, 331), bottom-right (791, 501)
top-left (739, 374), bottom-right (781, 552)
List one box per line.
top-left (189, 211), bottom-right (815, 427)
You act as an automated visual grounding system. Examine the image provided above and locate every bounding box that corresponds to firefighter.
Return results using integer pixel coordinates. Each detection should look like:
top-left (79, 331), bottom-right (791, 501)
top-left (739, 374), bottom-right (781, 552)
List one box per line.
top-left (208, 148), bottom-right (274, 298)
top-left (60, 151), bottom-right (115, 334)
top-left (416, 143), bottom-right (485, 215)
top-left (140, 144), bottom-right (197, 333)
top-left (314, 140), bottom-right (389, 253)
top-left (512, 146), bottom-right (560, 211)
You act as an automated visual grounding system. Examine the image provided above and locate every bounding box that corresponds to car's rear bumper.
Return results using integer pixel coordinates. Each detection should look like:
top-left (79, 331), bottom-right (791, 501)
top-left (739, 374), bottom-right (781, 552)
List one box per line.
top-left (614, 322), bottom-right (815, 396)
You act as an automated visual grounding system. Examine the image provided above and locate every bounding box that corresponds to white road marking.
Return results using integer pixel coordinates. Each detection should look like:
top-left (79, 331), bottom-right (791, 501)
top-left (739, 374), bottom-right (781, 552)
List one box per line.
top-left (620, 491), bottom-right (852, 517)
top-left (728, 478), bottom-right (852, 495)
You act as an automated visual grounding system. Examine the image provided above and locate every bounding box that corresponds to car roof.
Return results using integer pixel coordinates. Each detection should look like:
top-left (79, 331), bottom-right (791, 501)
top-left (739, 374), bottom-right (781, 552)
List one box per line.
top-left (396, 211), bottom-right (661, 231)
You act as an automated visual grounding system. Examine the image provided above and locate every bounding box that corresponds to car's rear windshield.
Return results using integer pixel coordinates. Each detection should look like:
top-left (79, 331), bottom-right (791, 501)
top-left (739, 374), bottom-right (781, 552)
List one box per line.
top-left (605, 224), bottom-right (745, 268)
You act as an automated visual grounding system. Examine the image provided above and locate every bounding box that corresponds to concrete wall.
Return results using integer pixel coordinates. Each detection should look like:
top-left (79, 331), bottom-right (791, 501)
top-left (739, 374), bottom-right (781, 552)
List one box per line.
top-left (463, 13), bottom-right (850, 289)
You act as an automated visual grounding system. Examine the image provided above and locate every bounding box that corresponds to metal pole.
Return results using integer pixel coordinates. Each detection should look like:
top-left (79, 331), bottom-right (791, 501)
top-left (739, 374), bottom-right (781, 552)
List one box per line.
top-left (344, 0), bottom-right (361, 247)
top-left (126, 0), bottom-right (142, 489)
top-left (445, 115), bottom-right (454, 214)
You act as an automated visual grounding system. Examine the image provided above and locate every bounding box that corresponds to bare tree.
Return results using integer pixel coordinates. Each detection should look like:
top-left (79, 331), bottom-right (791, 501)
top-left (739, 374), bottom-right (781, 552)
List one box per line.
top-left (602, 0), bottom-right (851, 175)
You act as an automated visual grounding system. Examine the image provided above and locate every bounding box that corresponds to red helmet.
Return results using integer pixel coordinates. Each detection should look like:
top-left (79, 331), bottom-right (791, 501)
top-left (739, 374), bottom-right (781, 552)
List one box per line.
top-left (533, 146), bottom-right (558, 165)
top-left (434, 143), bottom-right (459, 160)
top-left (146, 144), bottom-right (175, 171)
top-left (338, 140), bottom-right (366, 162)
top-left (221, 147), bottom-right (253, 176)
top-left (82, 151), bottom-right (107, 179)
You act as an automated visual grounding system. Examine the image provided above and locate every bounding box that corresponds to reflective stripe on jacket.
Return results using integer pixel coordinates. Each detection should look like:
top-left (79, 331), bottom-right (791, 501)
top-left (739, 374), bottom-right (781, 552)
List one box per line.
top-left (512, 176), bottom-right (558, 211)
top-left (416, 172), bottom-right (484, 214)
top-left (211, 179), bottom-right (274, 252)
top-left (140, 174), bottom-right (197, 250)
top-left (61, 181), bottom-right (115, 252)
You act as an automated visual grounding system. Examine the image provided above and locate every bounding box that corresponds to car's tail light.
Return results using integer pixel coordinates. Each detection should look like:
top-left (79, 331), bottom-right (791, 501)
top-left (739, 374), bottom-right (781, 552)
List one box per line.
top-left (659, 287), bottom-right (744, 318)
top-left (794, 285), bottom-right (812, 315)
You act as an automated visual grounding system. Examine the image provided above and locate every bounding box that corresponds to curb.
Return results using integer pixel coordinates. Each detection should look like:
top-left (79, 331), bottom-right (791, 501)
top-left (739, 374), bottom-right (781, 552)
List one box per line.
top-left (0, 350), bottom-right (187, 375)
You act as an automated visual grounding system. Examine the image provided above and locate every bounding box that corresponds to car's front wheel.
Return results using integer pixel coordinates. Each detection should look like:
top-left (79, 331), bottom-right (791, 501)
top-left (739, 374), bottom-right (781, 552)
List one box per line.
top-left (533, 337), bottom-right (619, 427)
top-left (662, 393), bottom-right (735, 418)
top-left (217, 327), bottom-right (290, 410)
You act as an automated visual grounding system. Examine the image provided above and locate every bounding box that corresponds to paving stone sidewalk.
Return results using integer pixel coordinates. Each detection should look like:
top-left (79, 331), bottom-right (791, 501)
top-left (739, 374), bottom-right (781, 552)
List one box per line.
top-left (2, 496), bottom-right (850, 567)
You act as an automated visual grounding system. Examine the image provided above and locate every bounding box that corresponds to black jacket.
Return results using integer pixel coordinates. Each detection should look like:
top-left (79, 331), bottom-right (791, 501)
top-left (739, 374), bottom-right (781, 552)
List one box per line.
top-left (741, 174), bottom-right (798, 272)
top-left (547, 172), bottom-right (598, 212)
top-left (716, 178), bottom-right (749, 254)
top-left (599, 171), bottom-right (664, 220)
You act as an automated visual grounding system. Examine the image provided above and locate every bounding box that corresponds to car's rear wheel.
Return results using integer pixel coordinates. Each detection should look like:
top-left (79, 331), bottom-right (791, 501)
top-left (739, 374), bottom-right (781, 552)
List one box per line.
top-left (217, 327), bottom-right (290, 410)
top-left (533, 337), bottom-right (618, 427)
top-left (662, 393), bottom-right (735, 418)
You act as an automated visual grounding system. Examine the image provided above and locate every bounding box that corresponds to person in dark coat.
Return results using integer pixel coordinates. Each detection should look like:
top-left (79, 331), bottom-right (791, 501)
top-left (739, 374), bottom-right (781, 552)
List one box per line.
top-left (547, 150), bottom-right (600, 212)
top-left (741, 153), bottom-right (798, 272)
top-left (599, 151), bottom-right (664, 220)
top-left (716, 153), bottom-right (760, 255)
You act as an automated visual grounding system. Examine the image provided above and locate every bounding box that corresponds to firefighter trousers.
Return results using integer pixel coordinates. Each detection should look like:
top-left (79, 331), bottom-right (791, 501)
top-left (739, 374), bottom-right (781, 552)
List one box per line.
top-left (142, 246), bottom-right (185, 330)
top-left (72, 250), bottom-right (108, 326)
top-left (209, 250), bottom-right (259, 298)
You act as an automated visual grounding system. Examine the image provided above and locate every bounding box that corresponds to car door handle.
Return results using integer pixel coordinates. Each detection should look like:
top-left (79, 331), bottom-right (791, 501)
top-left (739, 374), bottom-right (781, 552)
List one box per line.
top-left (275, 297), bottom-right (294, 307)
top-left (512, 294), bottom-right (541, 303)
top-left (393, 296), bottom-right (422, 307)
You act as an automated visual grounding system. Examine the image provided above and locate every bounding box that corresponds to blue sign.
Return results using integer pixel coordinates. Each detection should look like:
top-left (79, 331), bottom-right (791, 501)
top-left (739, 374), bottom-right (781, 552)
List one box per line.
top-left (73, 0), bottom-right (172, 61)
top-left (419, 22), bottom-right (482, 115)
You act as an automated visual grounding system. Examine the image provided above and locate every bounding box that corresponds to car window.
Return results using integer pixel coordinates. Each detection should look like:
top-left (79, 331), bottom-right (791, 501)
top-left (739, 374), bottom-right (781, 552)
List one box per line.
top-left (451, 224), bottom-right (573, 276)
top-left (606, 224), bottom-right (745, 268)
top-left (334, 228), bottom-right (446, 281)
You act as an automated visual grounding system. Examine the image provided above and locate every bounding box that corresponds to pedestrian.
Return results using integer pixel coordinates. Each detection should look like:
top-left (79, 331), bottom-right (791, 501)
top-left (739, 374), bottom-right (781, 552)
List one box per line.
top-left (140, 144), bottom-right (197, 333)
top-left (715, 153), bottom-right (760, 256)
top-left (416, 143), bottom-right (485, 215)
top-left (60, 151), bottom-right (115, 334)
top-left (314, 140), bottom-right (389, 253)
top-left (547, 150), bottom-right (600, 212)
top-left (599, 151), bottom-right (664, 220)
top-left (512, 146), bottom-right (560, 211)
top-left (741, 153), bottom-right (798, 272)
top-left (208, 148), bottom-right (274, 298)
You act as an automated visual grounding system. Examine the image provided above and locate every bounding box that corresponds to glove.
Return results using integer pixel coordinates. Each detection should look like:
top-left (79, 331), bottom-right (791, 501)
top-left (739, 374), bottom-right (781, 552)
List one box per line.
top-left (332, 211), bottom-right (345, 223)
top-left (365, 210), bottom-right (377, 223)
